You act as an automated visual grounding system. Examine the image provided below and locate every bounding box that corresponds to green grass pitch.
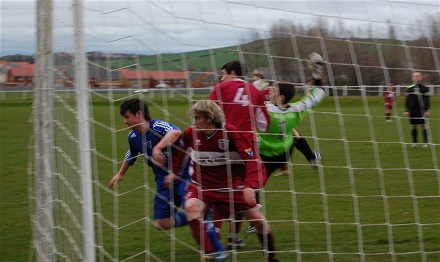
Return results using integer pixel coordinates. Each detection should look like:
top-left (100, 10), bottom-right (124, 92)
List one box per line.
top-left (1, 92), bottom-right (439, 261)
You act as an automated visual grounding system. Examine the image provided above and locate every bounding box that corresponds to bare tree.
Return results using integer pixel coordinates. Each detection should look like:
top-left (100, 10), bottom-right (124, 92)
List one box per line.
top-left (387, 19), bottom-right (396, 40)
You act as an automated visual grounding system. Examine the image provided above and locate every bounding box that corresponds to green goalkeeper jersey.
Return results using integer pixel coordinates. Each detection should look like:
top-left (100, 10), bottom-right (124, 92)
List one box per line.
top-left (258, 87), bottom-right (325, 157)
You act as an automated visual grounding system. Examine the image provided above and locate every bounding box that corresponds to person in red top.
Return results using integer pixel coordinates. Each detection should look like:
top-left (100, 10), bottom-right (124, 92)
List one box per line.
top-left (384, 82), bottom-right (396, 122)
top-left (166, 100), bottom-right (278, 262)
top-left (209, 60), bottom-right (270, 247)
top-left (209, 60), bottom-right (270, 146)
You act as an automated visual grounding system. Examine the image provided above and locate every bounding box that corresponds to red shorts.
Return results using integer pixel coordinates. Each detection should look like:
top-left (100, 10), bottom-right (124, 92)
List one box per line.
top-left (185, 182), bottom-right (257, 217)
top-left (385, 104), bottom-right (393, 110)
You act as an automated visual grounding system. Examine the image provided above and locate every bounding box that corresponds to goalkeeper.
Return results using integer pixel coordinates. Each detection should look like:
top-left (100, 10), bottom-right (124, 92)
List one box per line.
top-left (253, 72), bottom-right (322, 176)
top-left (258, 52), bottom-right (326, 180)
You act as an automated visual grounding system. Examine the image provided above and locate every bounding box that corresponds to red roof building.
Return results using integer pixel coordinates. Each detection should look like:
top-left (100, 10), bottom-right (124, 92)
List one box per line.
top-left (3, 62), bottom-right (35, 86)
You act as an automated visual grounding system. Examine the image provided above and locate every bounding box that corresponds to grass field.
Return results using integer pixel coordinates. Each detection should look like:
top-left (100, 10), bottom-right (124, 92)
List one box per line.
top-left (1, 91), bottom-right (439, 262)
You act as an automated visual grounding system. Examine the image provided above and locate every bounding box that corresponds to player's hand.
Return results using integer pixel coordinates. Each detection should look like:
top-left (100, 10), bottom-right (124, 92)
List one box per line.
top-left (243, 187), bottom-right (256, 205)
top-left (164, 173), bottom-right (176, 188)
top-left (404, 111), bottom-right (409, 117)
top-left (152, 147), bottom-right (166, 166)
top-left (306, 52), bottom-right (324, 80)
top-left (109, 173), bottom-right (123, 189)
top-left (425, 111), bottom-right (430, 118)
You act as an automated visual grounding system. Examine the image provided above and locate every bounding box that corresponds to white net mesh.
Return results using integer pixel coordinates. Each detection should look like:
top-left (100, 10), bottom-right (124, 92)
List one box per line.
top-left (30, 0), bottom-right (439, 261)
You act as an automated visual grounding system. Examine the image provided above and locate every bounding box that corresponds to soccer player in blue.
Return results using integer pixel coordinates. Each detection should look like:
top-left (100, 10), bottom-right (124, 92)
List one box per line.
top-left (108, 98), bottom-right (190, 230)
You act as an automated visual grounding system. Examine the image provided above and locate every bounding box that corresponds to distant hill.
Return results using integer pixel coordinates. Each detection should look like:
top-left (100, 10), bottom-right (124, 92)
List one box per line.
top-left (0, 54), bottom-right (34, 64)
top-left (110, 37), bottom-right (439, 85)
top-left (2, 36), bottom-right (439, 85)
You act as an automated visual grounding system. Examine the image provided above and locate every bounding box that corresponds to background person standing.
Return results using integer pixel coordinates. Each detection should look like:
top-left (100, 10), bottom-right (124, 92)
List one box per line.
top-left (404, 72), bottom-right (431, 148)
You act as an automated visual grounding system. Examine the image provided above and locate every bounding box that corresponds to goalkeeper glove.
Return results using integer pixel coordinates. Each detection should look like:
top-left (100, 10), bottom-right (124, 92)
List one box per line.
top-left (306, 52), bottom-right (324, 80)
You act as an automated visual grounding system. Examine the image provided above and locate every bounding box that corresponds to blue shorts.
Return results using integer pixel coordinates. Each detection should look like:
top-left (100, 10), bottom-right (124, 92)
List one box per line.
top-left (153, 181), bottom-right (188, 220)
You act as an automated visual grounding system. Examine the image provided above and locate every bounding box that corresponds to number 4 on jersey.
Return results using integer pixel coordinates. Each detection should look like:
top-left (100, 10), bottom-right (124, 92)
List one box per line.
top-left (233, 87), bottom-right (251, 106)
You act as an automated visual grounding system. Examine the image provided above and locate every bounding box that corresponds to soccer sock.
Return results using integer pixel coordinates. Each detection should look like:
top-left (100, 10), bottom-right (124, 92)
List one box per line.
top-left (206, 219), bottom-right (225, 252)
top-left (211, 209), bottom-right (224, 238)
top-left (294, 137), bottom-right (315, 161)
top-left (229, 215), bottom-right (243, 238)
top-left (173, 211), bottom-right (188, 227)
top-left (256, 191), bottom-right (260, 204)
top-left (205, 209), bottom-right (225, 252)
top-left (189, 219), bottom-right (214, 253)
top-left (386, 112), bottom-right (390, 120)
top-left (423, 129), bottom-right (428, 143)
top-left (412, 128), bottom-right (418, 143)
top-left (257, 232), bottom-right (277, 261)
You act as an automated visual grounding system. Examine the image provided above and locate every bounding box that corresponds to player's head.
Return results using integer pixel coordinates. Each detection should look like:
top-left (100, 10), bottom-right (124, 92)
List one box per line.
top-left (252, 71), bottom-right (269, 90)
top-left (388, 81), bottom-right (395, 90)
top-left (252, 71), bottom-right (264, 81)
top-left (191, 100), bottom-right (225, 129)
top-left (271, 82), bottom-right (295, 105)
top-left (119, 98), bottom-right (151, 121)
top-left (221, 60), bottom-right (246, 81)
top-left (412, 72), bottom-right (423, 84)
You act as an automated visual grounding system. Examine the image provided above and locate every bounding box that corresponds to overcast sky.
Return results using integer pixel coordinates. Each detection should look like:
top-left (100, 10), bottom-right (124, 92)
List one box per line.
top-left (1, 0), bottom-right (439, 56)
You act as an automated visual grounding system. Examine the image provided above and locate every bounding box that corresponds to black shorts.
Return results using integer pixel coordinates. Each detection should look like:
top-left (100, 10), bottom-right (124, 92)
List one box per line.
top-left (261, 145), bottom-right (295, 178)
top-left (409, 117), bottom-right (425, 125)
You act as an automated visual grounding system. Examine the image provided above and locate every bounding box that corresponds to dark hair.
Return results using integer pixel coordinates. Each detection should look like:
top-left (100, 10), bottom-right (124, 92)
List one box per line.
top-left (221, 60), bottom-right (246, 78)
top-left (276, 82), bottom-right (295, 103)
top-left (253, 73), bottom-right (264, 79)
top-left (119, 98), bottom-right (151, 121)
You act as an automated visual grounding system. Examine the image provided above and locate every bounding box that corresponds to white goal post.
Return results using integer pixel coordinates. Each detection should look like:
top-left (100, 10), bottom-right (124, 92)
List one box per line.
top-left (30, 1), bottom-right (439, 261)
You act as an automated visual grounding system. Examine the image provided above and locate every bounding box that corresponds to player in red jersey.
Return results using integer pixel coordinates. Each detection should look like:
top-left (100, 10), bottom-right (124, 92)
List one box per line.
top-left (166, 100), bottom-right (278, 262)
top-left (384, 82), bottom-right (396, 122)
top-left (209, 60), bottom-right (270, 146)
top-left (209, 60), bottom-right (270, 247)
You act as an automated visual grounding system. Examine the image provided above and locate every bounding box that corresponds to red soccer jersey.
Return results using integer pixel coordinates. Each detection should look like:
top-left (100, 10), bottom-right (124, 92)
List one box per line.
top-left (209, 79), bottom-right (269, 143)
top-left (384, 90), bottom-right (395, 106)
top-left (172, 124), bottom-right (267, 190)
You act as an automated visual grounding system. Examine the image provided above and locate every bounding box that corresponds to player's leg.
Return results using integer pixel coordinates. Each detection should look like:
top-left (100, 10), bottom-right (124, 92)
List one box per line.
top-left (226, 212), bottom-right (247, 250)
top-left (385, 105), bottom-right (392, 121)
top-left (185, 198), bottom-right (217, 254)
top-left (205, 206), bottom-right (225, 253)
top-left (292, 129), bottom-right (321, 168)
top-left (244, 209), bottom-right (278, 262)
top-left (185, 187), bottom-right (227, 260)
top-left (410, 122), bottom-right (418, 147)
top-left (152, 188), bottom-right (187, 230)
top-left (174, 181), bottom-right (189, 227)
top-left (422, 122), bottom-right (429, 148)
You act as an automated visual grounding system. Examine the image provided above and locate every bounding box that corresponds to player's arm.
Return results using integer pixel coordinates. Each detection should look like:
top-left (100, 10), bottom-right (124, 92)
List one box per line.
top-left (289, 86), bottom-right (326, 113)
top-left (233, 130), bottom-right (266, 190)
top-left (234, 133), bottom-right (266, 204)
top-left (152, 129), bottom-right (182, 165)
top-left (404, 87), bottom-right (411, 116)
top-left (424, 92), bottom-right (431, 117)
top-left (109, 159), bottom-right (130, 189)
top-left (255, 104), bottom-right (270, 132)
top-left (290, 51), bottom-right (326, 112)
top-left (164, 129), bottom-right (190, 188)
top-left (109, 148), bottom-right (137, 189)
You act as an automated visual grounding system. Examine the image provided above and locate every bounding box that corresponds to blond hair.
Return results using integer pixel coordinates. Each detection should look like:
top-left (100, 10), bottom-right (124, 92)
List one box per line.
top-left (191, 100), bottom-right (225, 127)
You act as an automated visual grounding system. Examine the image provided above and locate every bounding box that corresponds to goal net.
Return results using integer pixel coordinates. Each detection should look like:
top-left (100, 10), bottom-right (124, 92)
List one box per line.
top-left (30, 0), bottom-right (439, 261)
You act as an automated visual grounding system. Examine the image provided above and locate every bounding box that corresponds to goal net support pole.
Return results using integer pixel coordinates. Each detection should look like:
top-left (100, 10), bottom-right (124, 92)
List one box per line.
top-left (34, 0), bottom-right (55, 261)
top-left (73, 0), bottom-right (96, 261)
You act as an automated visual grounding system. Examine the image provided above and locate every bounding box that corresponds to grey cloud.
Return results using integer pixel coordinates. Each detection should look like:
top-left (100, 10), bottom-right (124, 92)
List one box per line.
top-left (1, 0), bottom-right (439, 56)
